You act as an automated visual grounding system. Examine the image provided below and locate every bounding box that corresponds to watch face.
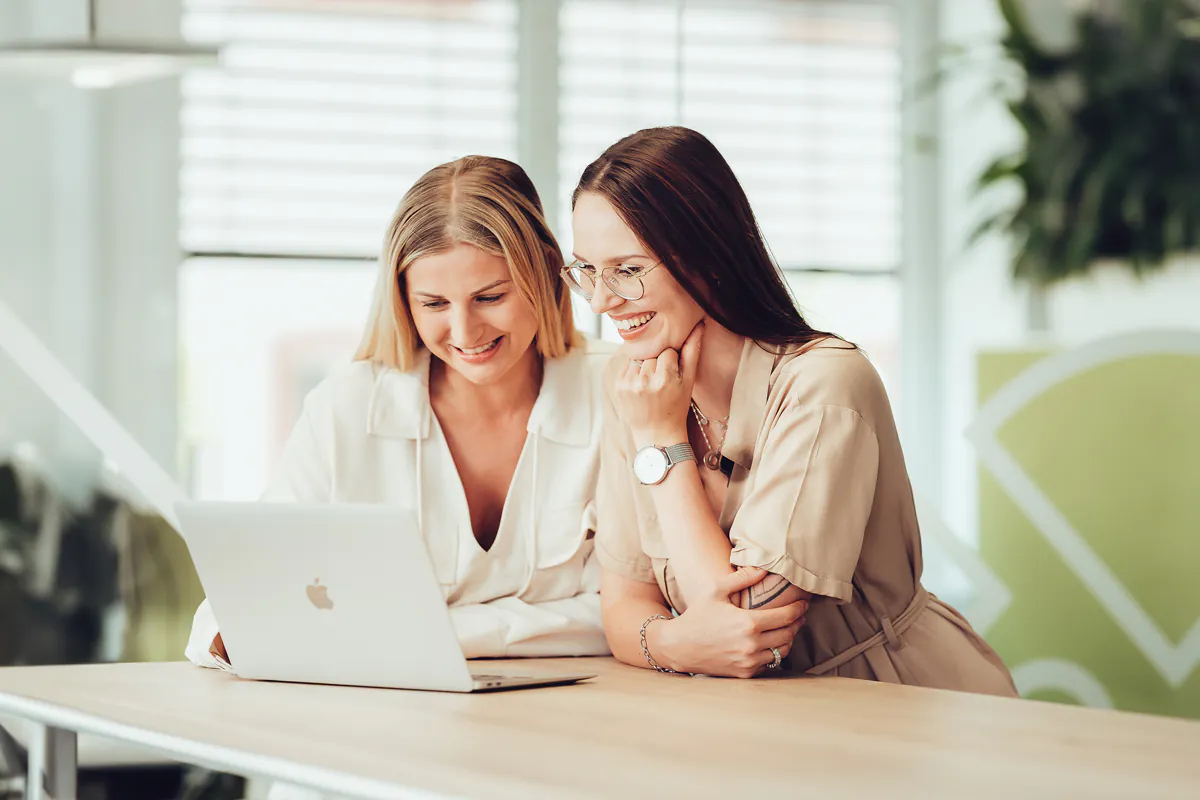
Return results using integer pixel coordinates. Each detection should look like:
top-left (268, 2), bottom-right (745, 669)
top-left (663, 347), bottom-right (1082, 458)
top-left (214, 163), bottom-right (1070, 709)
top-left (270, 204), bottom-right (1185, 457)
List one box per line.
top-left (633, 446), bottom-right (669, 485)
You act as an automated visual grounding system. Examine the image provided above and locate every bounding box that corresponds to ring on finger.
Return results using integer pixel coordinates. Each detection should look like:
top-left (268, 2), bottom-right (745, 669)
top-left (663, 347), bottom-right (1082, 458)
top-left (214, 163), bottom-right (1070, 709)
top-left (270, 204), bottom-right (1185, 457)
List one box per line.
top-left (767, 646), bottom-right (782, 670)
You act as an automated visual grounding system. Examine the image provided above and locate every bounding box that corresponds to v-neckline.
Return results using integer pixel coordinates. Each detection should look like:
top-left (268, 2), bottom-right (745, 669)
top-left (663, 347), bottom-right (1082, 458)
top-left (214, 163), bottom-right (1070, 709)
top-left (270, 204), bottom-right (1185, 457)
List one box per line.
top-left (430, 412), bottom-right (531, 556)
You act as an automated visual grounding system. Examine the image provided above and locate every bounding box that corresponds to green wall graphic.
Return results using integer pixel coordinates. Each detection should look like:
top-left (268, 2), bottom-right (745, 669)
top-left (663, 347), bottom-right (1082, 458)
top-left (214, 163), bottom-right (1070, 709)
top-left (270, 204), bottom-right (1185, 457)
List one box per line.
top-left (975, 334), bottom-right (1200, 718)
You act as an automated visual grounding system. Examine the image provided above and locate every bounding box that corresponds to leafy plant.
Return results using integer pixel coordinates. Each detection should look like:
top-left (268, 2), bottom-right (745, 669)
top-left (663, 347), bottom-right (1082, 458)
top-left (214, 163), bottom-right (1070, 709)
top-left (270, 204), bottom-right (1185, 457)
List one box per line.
top-left (0, 463), bottom-right (117, 667)
top-left (975, 0), bottom-right (1200, 285)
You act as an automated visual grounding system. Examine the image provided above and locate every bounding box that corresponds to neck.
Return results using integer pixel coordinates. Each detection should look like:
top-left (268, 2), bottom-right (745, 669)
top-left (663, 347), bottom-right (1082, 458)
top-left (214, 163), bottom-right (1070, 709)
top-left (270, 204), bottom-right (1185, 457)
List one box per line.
top-left (429, 345), bottom-right (544, 420)
top-left (691, 323), bottom-right (743, 422)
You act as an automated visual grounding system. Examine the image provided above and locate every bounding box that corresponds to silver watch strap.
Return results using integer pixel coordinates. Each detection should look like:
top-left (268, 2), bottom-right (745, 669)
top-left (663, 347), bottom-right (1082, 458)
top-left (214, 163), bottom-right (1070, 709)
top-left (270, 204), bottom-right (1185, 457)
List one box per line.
top-left (663, 442), bottom-right (695, 467)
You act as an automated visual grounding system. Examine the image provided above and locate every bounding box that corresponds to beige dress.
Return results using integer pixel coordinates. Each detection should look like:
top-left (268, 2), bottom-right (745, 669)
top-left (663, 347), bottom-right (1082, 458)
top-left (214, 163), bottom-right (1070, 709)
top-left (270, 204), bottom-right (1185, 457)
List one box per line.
top-left (595, 337), bottom-right (1017, 696)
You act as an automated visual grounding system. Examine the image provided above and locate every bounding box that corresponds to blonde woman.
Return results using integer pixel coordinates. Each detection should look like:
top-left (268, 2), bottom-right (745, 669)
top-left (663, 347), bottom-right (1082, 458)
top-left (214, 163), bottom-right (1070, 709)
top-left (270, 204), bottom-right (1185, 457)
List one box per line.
top-left (186, 156), bottom-right (659, 667)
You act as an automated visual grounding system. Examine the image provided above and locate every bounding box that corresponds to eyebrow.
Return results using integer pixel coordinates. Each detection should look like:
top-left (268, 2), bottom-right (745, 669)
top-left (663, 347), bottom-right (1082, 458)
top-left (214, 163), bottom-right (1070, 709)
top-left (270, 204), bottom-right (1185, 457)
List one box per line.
top-left (570, 253), bottom-right (652, 265)
top-left (411, 279), bottom-right (510, 299)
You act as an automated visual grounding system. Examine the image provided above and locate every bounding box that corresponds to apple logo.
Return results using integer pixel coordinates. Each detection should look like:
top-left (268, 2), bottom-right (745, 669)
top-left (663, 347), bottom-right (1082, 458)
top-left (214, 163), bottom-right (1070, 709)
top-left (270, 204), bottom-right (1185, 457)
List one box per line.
top-left (306, 578), bottom-right (334, 610)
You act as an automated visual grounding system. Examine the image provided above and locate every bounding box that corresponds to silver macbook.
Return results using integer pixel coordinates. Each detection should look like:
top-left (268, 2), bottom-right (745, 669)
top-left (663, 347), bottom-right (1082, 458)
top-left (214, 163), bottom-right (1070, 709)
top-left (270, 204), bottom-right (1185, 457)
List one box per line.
top-left (174, 501), bottom-right (596, 693)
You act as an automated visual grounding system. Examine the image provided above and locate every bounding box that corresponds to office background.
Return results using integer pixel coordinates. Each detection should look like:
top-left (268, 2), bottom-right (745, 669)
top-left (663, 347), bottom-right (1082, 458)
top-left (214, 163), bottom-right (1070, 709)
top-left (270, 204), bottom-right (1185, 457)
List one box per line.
top-left (2, 0), bottom-right (1199, 746)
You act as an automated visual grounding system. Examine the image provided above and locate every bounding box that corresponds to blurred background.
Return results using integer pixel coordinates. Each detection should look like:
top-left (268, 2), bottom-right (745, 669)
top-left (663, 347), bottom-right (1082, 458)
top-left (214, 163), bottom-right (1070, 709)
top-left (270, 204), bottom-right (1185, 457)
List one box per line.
top-left (1, 0), bottom-right (1199, 795)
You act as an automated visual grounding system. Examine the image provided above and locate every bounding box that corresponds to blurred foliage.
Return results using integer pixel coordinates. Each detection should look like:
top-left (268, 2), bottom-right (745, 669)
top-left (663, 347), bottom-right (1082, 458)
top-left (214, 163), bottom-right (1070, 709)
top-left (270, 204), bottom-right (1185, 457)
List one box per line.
top-left (975, 0), bottom-right (1200, 285)
top-left (0, 463), bottom-right (117, 666)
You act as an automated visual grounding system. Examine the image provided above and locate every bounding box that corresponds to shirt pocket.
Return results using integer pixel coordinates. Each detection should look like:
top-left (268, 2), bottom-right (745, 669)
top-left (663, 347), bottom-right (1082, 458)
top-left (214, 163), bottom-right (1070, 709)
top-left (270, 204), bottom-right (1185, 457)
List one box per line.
top-left (520, 501), bottom-right (593, 603)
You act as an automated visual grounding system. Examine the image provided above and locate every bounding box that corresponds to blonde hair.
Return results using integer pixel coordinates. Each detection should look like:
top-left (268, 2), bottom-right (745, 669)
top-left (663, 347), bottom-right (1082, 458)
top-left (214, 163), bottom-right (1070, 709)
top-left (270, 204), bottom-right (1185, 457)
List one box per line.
top-left (355, 156), bottom-right (578, 371)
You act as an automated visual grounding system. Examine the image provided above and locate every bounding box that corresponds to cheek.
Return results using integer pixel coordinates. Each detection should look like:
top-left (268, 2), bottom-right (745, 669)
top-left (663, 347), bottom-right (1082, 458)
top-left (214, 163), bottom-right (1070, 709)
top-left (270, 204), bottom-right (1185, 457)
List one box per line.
top-left (499, 302), bottom-right (540, 340)
top-left (658, 291), bottom-right (701, 327)
top-left (410, 310), bottom-right (447, 347)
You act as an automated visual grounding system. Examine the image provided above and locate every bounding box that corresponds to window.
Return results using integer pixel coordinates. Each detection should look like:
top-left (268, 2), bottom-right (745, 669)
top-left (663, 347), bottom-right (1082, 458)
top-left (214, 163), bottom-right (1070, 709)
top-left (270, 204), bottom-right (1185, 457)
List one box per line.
top-left (180, 0), bottom-right (519, 258)
top-left (178, 0), bottom-right (902, 498)
top-left (180, 259), bottom-right (375, 500)
top-left (559, 0), bottom-right (900, 271)
top-left (558, 0), bottom-right (901, 396)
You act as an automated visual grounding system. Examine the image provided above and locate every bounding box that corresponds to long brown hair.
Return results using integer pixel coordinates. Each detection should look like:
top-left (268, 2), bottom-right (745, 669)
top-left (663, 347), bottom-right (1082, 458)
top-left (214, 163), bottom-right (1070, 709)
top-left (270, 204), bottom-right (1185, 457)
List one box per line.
top-left (356, 155), bottom-right (577, 370)
top-left (572, 126), bottom-right (843, 349)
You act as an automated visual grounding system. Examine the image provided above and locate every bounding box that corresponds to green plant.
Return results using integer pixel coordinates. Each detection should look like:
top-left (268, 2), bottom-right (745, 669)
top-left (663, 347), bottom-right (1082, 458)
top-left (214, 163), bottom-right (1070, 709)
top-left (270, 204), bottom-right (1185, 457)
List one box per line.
top-left (976, 0), bottom-right (1200, 285)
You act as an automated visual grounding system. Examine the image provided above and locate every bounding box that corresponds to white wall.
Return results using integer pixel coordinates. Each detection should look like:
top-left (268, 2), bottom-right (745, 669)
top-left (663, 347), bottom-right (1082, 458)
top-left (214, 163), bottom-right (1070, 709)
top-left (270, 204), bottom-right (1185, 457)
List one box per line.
top-left (935, 0), bottom-right (1031, 541)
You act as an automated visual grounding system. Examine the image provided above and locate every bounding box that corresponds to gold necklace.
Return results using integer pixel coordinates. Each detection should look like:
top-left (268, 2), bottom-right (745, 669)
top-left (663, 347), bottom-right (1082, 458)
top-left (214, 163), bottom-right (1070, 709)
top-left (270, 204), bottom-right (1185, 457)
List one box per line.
top-left (690, 399), bottom-right (730, 471)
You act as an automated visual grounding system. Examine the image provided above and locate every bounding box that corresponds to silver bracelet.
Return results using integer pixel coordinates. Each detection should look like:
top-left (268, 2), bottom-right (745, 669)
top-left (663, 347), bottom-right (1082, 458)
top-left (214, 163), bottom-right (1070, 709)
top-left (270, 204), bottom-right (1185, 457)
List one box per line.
top-left (639, 614), bottom-right (678, 673)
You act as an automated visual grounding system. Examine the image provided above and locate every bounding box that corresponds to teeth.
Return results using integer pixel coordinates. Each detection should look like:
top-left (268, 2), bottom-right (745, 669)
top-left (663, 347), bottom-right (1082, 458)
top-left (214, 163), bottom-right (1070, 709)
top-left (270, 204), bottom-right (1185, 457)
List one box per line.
top-left (612, 313), bottom-right (656, 331)
top-left (457, 338), bottom-right (500, 355)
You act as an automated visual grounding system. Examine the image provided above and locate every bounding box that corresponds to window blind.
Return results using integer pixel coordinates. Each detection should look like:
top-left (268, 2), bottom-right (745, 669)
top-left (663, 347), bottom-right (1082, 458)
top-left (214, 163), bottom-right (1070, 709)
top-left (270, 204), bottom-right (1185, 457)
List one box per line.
top-left (559, 0), bottom-right (900, 272)
top-left (180, 0), bottom-right (520, 258)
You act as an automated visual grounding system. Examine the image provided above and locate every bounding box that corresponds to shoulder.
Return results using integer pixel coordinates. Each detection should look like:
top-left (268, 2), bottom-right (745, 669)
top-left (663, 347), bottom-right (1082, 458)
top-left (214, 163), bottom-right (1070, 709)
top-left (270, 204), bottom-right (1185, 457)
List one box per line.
top-left (300, 360), bottom-right (379, 412)
top-left (529, 334), bottom-right (617, 448)
top-left (768, 339), bottom-right (891, 426)
top-left (301, 357), bottom-right (427, 435)
top-left (559, 335), bottom-right (621, 399)
top-left (576, 334), bottom-right (619, 376)
top-left (552, 334), bottom-right (617, 390)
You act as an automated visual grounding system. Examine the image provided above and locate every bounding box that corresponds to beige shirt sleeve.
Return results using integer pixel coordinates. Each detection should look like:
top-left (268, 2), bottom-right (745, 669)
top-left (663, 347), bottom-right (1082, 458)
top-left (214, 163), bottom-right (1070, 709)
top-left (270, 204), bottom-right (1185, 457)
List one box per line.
top-left (729, 403), bottom-right (879, 603)
top-left (593, 369), bottom-right (656, 583)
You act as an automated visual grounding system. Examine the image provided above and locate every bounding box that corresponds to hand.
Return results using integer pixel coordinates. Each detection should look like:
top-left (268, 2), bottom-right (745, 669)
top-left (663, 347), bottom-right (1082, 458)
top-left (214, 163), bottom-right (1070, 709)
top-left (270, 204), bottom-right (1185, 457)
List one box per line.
top-left (656, 567), bottom-right (808, 678)
top-left (209, 632), bottom-right (230, 664)
top-left (614, 320), bottom-right (705, 445)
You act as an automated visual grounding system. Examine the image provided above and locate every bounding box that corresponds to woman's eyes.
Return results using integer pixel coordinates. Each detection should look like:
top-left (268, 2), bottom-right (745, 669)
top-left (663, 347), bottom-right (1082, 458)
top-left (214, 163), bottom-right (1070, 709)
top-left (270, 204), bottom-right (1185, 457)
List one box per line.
top-left (420, 294), bottom-right (504, 309)
top-left (615, 265), bottom-right (644, 278)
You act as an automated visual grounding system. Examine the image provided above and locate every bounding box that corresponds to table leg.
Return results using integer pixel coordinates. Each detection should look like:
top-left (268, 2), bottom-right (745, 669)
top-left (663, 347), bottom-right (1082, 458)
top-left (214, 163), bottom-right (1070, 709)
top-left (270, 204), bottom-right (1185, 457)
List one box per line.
top-left (24, 724), bottom-right (77, 800)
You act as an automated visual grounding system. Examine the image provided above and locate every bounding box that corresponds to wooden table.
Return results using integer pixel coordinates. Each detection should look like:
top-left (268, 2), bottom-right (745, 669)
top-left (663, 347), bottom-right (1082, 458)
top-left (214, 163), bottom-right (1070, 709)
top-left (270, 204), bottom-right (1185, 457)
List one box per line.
top-left (2, 658), bottom-right (1199, 799)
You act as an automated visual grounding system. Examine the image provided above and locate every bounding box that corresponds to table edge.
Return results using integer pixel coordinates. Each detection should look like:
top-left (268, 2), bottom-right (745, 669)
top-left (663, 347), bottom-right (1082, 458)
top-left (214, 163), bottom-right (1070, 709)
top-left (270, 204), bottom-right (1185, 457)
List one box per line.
top-left (0, 691), bottom-right (452, 800)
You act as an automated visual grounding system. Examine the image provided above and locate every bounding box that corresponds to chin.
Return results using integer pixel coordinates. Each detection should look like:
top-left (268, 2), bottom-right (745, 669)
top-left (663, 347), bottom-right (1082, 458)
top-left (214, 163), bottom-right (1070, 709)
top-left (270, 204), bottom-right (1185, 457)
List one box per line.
top-left (627, 329), bottom-right (688, 362)
top-left (444, 336), bottom-right (538, 385)
top-left (451, 357), bottom-right (514, 385)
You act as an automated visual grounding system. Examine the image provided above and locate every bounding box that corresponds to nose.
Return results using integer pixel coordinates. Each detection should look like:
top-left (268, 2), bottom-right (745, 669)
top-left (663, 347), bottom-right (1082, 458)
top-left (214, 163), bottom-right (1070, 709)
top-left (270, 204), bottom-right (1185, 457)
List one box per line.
top-left (449, 304), bottom-right (481, 346)
top-left (589, 277), bottom-right (624, 316)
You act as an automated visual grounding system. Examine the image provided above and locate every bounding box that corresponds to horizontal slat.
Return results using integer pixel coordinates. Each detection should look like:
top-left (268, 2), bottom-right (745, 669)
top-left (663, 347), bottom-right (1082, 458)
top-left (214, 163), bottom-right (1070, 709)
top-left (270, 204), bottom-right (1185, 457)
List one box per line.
top-left (182, 157), bottom-right (519, 180)
top-left (183, 127), bottom-right (516, 152)
top-left (183, 74), bottom-right (515, 109)
top-left (214, 49), bottom-right (517, 83)
top-left (182, 106), bottom-right (514, 138)
top-left (180, 229), bottom-right (384, 257)
top-left (183, 8), bottom-right (516, 49)
top-left (564, 40), bottom-right (902, 70)
top-left (181, 167), bottom-right (516, 196)
top-left (182, 136), bottom-right (516, 164)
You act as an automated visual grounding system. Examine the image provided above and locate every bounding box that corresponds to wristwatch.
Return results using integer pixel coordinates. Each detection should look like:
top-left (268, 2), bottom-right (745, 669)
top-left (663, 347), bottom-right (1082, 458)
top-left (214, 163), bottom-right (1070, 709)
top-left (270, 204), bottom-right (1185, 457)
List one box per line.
top-left (632, 443), bottom-right (696, 486)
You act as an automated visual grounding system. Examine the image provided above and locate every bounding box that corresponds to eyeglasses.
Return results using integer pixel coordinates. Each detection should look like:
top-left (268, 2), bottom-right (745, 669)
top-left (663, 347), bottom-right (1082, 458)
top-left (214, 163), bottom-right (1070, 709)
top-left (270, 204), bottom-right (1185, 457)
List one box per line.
top-left (560, 260), bottom-right (661, 302)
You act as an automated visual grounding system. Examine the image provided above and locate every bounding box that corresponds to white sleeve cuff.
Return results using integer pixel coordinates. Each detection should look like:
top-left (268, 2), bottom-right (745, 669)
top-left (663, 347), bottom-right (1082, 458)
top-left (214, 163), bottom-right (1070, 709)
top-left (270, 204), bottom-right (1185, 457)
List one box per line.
top-left (183, 598), bottom-right (222, 668)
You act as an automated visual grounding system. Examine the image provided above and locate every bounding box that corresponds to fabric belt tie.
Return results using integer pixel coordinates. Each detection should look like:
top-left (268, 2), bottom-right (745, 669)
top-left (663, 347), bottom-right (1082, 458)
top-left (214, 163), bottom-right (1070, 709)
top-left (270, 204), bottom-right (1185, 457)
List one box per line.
top-left (804, 586), bottom-right (930, 676)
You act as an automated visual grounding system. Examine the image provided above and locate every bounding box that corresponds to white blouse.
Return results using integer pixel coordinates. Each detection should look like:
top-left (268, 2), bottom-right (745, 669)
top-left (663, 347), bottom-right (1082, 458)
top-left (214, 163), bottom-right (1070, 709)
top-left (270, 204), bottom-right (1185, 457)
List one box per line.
top-left (185, 337), bottom-right (615, 666)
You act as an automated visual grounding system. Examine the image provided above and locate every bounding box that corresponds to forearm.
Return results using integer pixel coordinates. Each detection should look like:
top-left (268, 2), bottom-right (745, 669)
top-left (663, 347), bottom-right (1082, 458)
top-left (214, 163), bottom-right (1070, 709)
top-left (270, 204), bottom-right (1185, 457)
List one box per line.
top-left (638, 448), bottom-right (807, 612)
top-left (601, 593), bottom-right (681, 670)
top-left (733, 578), bottom-right (810, 611)
top-left (450, 592), bottom-right (611, 658)
top-left (641, 458), bottom-right (736, 601)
